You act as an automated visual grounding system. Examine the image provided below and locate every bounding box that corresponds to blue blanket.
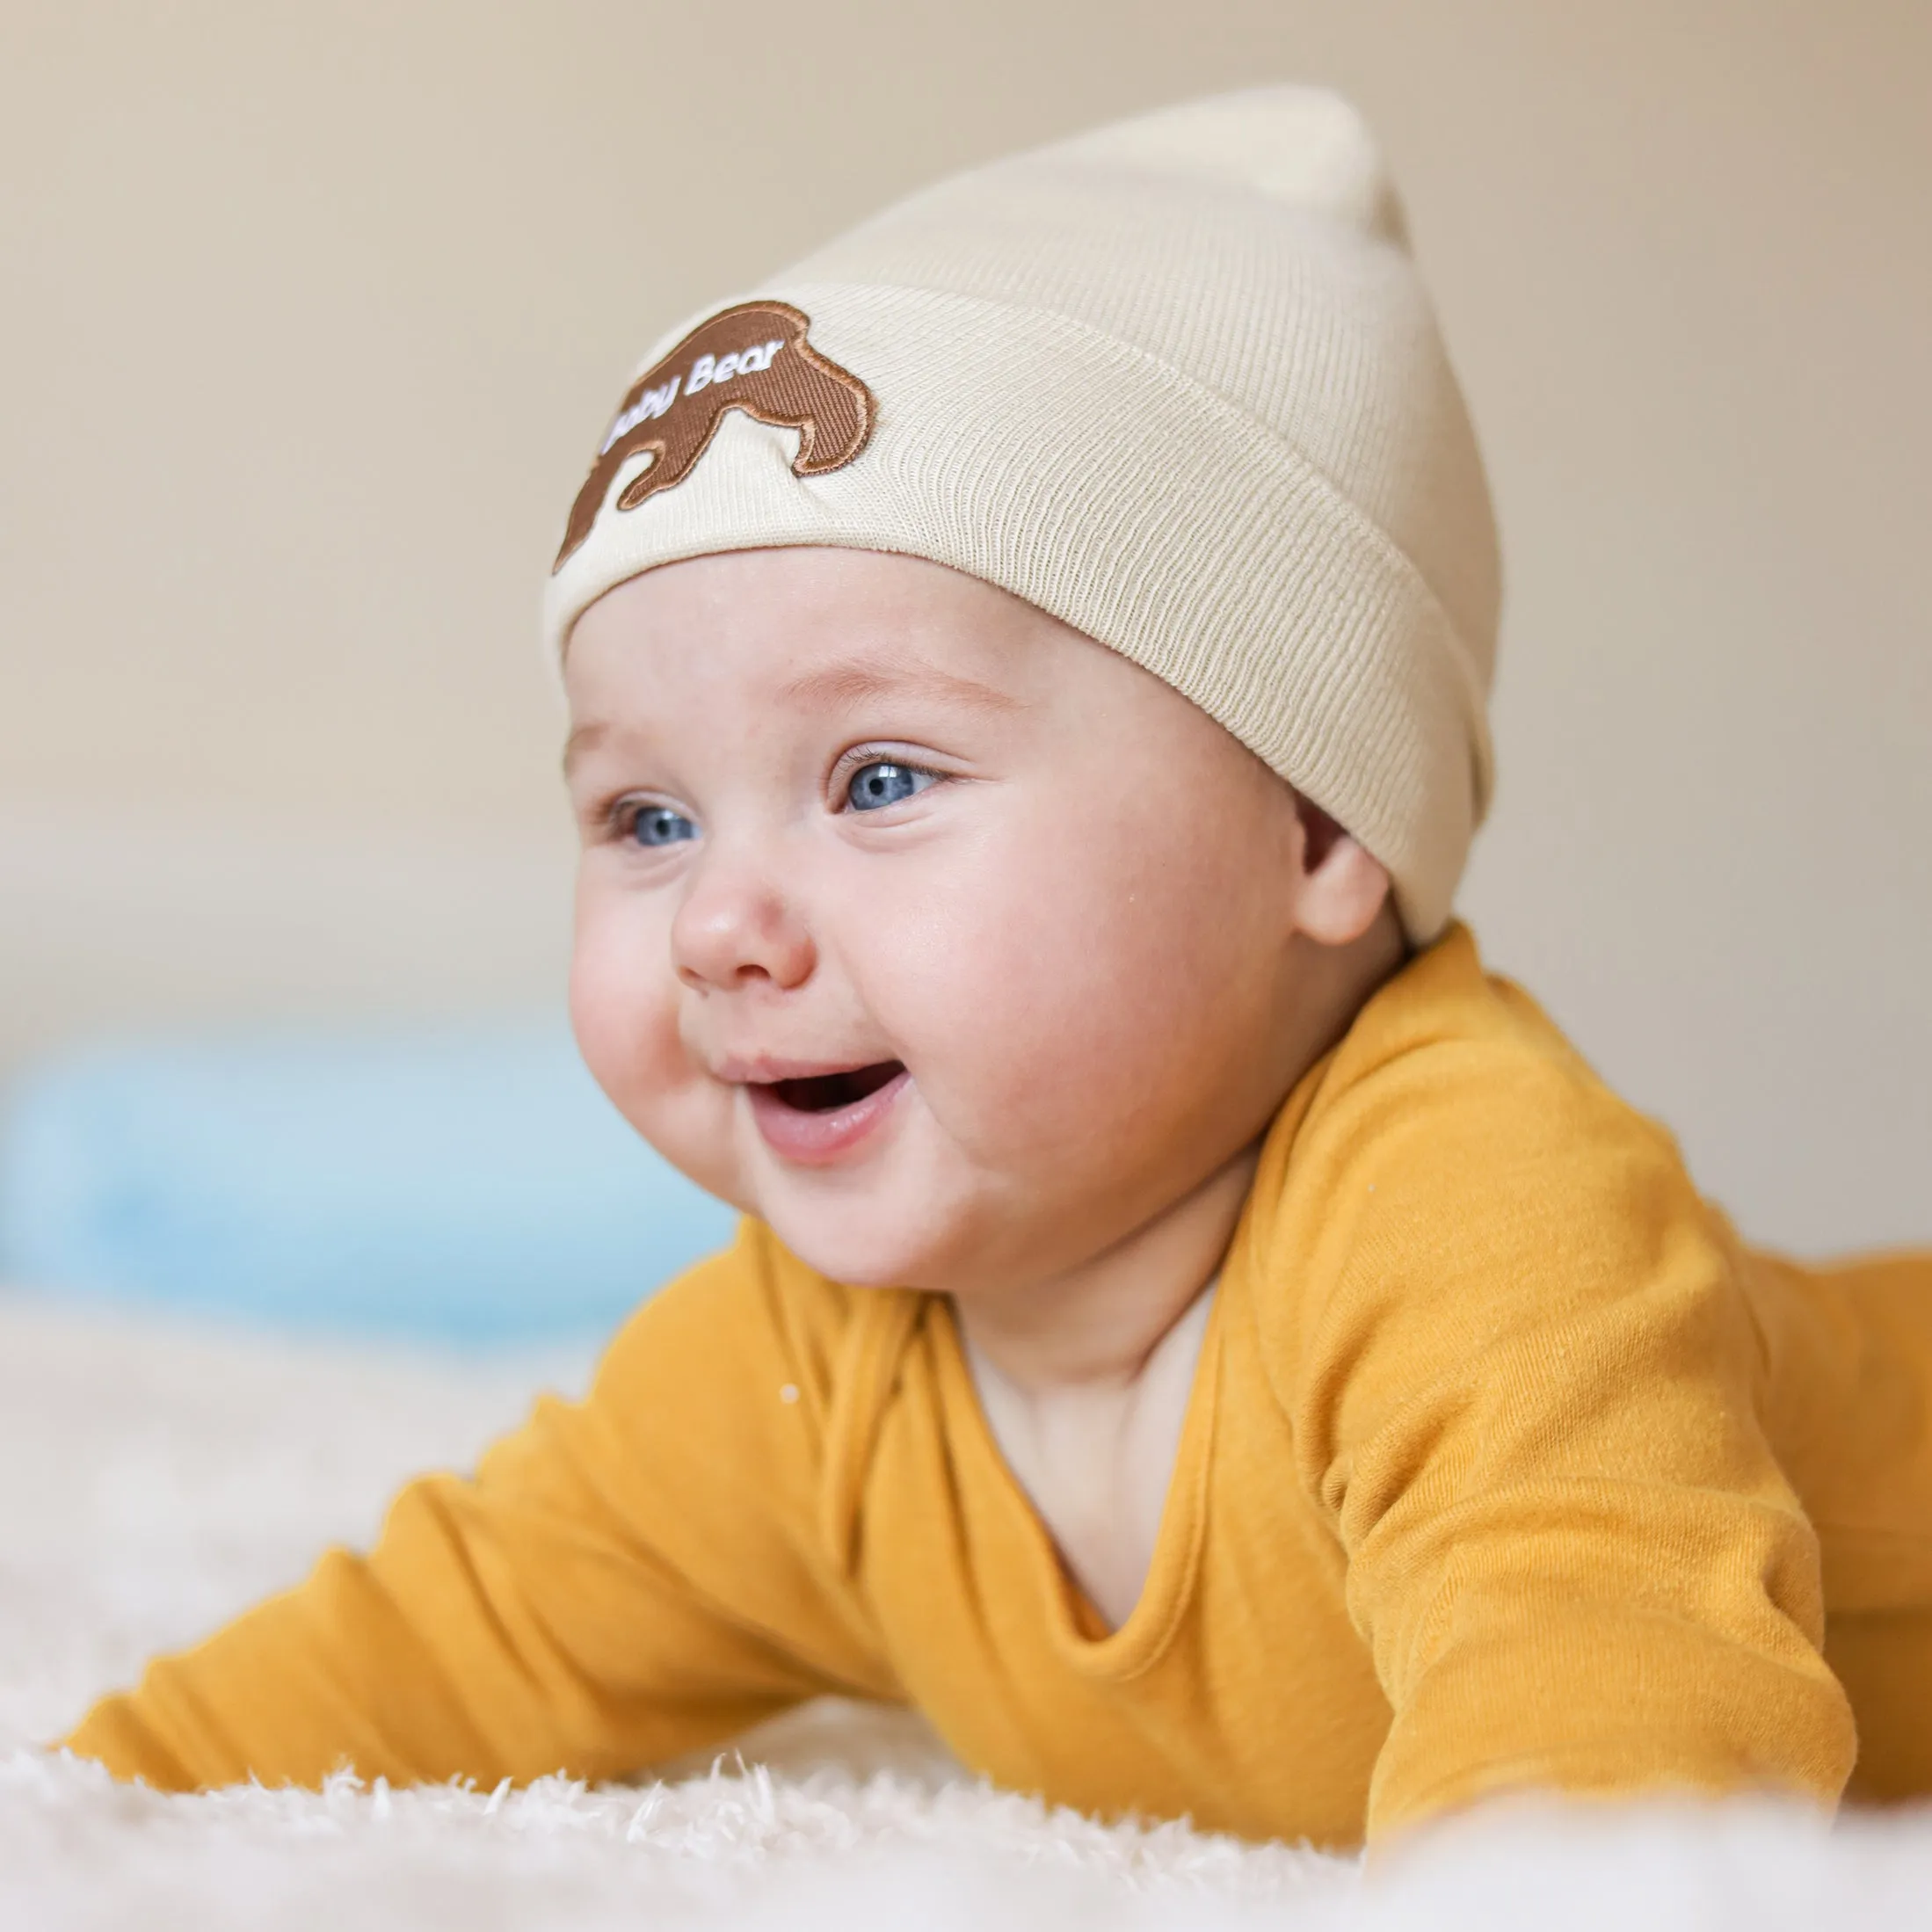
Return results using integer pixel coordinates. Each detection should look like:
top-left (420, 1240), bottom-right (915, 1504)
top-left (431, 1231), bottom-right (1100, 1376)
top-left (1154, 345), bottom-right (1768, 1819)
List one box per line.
top-left (0, 1026), bottom-right (737, 1345)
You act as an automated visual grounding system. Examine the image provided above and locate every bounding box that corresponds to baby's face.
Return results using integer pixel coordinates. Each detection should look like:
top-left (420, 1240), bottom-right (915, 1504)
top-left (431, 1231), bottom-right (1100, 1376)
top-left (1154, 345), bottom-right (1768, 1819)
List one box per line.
top-left (564, 548), bottom-right (1342, 1296)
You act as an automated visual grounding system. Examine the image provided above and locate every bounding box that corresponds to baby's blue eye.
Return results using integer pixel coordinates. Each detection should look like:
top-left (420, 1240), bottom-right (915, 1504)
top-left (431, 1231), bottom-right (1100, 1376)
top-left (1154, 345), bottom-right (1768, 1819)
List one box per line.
top-left (846, 761), bottom-right (932, 811)
top-left (629, 804), bottom-right (697, 847)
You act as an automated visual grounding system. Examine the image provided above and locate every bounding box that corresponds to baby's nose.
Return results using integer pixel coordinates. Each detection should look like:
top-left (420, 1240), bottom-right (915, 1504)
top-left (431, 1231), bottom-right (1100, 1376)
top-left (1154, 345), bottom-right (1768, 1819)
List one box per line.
top-left (669, 861), bottom-right (817, 993)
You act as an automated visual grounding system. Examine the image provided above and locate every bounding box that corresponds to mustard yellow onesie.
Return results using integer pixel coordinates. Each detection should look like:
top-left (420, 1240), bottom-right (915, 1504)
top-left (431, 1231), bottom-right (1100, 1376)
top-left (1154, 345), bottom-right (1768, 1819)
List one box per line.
top-left (66, 927), bottom-right (1932, 1848)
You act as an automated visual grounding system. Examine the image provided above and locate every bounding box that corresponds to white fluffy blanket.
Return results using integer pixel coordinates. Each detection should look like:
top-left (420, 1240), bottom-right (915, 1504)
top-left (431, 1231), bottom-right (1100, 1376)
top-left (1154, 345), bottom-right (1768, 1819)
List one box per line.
top-left (7, 1293), bottom-right (1932, 1929)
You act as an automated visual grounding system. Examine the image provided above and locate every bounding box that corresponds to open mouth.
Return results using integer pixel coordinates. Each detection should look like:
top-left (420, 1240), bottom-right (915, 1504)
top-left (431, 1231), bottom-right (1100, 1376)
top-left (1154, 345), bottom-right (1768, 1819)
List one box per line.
top-left (763, 1061), bottom-right (906, 1113)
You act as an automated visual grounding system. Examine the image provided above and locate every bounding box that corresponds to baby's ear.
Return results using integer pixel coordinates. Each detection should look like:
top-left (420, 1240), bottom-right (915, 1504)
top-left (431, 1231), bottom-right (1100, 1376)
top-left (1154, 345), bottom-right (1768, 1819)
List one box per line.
top-left (1292, 794), bottom-right (1393, 947)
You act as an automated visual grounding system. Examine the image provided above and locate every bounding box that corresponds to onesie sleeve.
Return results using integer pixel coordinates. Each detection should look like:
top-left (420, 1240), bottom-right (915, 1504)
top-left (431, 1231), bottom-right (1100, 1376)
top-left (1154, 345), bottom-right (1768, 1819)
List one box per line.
top-left (1280, 1043), bottom-right (1858, 1842)
top-left (62, 1221), bottom-right (896, 1792)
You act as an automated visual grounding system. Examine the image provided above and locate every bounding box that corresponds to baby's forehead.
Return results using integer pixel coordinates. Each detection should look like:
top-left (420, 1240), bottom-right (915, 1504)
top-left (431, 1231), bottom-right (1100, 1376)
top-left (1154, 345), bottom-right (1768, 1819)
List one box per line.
top-left (563, 547), bottom-right (1099, 711)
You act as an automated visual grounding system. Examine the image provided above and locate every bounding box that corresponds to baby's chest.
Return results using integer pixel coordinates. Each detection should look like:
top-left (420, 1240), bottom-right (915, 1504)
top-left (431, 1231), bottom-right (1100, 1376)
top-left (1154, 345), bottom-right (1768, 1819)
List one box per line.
top-left (960, 1285), bottom-right (1218, 1632)
top-left (854, 1362), bottom-right (1389, 1847)
top-left (973, 1377), bottom-right (1188, 1633)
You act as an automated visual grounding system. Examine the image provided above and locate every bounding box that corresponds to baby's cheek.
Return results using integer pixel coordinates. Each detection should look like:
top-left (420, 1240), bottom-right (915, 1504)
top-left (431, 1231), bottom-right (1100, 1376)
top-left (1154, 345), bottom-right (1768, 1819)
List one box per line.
top-left (569, 906), bottom-right (744, 1202)
top-left (944, 867), bottom-right (1238, 1138)
top-left (569, 907), bottom-right (678, 1112)
top-left (898, 883), bottom-right (1140, 1128)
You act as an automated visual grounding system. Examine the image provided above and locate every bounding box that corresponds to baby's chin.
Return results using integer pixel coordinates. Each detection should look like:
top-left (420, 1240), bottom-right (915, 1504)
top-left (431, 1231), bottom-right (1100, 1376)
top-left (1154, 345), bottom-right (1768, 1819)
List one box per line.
top-left (743, 1162), bottom-right (998, 1291)
top-left (649, 1084), bottom-right (1021, 1290)
top-left (751, 1195), bottom-right (949, 1290)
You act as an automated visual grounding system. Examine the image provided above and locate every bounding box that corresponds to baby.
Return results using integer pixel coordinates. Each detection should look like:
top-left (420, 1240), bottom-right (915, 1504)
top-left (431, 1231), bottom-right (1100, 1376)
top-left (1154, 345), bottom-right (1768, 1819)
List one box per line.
top-left (63, 87), bottom-right (1932, 1850)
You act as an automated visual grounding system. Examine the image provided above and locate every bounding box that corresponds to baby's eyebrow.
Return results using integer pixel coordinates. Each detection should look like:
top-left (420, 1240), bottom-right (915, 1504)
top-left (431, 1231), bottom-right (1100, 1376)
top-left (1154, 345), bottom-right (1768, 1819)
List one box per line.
top-left (778, 658), bottom-right (1026, 715)
top-left (561, 721), bottom-right (610, 779)
top-left (562, 657), bottom-right (1025, 778)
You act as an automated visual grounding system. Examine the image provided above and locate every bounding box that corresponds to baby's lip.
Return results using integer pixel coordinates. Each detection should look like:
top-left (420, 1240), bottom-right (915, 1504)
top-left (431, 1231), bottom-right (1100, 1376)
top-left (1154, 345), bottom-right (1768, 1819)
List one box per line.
top-left (741, 1060), bottom-right (911, 1166)
top-left (711, 1052), bottom-right (895, 1086)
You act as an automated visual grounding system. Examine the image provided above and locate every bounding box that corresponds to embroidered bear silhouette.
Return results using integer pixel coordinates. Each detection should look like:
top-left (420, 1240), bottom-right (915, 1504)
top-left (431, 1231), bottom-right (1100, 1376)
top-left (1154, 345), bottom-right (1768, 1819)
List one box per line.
top-left (553, 300), bottom-right (875, 571)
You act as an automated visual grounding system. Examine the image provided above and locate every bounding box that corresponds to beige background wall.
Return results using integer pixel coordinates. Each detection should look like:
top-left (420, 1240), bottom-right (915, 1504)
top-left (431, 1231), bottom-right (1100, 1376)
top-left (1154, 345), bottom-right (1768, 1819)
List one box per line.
top-left (2, 0), bottom-right (1926, 1253)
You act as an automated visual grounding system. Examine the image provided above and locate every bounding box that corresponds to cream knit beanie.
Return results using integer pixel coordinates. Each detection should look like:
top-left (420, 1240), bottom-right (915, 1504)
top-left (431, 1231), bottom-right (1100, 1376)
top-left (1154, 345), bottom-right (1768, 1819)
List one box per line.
top-left (543, 86), bottom-right (1500, 941)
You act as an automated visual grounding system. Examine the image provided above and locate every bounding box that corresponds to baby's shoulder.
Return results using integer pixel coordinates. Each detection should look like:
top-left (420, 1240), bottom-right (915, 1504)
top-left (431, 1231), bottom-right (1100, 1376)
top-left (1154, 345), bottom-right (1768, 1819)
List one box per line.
top-left (1284, 924), bottom-right (1662, 1180)
top-left (1238, 926), bottom-right (1712, 1349)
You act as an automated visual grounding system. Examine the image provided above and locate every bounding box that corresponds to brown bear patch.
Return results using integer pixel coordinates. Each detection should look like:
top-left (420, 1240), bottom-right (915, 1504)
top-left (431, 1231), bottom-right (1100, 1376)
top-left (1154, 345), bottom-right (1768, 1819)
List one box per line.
top-left (552, 300), bottom-right (875, 572)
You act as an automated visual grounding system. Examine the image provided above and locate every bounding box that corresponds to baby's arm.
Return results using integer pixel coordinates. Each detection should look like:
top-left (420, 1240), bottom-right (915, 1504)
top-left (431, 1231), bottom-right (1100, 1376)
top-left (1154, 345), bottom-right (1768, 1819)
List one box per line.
top-left (1280, 1047), bottom-right (1857, 1842)
top-left (64, 1224), bottom-right (891, 1790)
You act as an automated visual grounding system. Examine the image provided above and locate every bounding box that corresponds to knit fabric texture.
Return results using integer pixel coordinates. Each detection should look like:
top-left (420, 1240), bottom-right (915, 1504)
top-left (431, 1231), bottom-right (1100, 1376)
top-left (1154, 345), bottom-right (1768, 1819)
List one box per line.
top-left (541, 87), bottom-right (1501, 940)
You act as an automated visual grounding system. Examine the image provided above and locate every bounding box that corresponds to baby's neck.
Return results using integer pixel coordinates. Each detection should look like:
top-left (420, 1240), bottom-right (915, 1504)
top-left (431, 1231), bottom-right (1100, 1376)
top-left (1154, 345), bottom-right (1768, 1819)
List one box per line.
top-left (951, 1140), bottom-right (1259, 1396)
top-left (954, 1152), bottom-right (1245, 1631)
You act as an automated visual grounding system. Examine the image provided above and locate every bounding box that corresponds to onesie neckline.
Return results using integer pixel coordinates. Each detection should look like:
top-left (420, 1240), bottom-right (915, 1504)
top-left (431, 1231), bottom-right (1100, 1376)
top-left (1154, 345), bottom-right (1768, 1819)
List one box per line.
top-left (929, 1248), bottom-right (1236, 1685)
